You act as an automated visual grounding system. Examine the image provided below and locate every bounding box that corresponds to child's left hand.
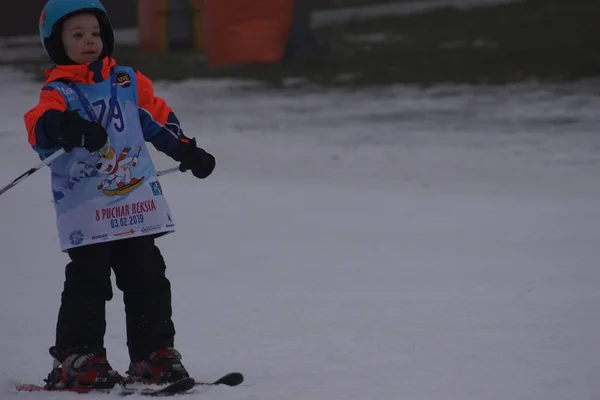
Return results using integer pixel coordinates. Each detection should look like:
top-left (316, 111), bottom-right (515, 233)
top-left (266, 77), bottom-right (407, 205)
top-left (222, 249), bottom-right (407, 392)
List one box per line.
top-left (178, 139), bottom-right (216, 179)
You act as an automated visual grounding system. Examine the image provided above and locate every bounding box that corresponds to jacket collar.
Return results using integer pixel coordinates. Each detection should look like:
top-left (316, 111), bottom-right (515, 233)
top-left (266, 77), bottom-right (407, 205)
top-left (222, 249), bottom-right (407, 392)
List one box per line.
top-left (43, 57), bottom-right (117, 85)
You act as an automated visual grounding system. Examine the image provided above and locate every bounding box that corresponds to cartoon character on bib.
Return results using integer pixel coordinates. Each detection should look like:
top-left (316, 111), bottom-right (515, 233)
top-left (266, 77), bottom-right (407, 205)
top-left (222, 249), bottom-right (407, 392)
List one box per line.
top-left (95, 145), bottom-right (145, 196)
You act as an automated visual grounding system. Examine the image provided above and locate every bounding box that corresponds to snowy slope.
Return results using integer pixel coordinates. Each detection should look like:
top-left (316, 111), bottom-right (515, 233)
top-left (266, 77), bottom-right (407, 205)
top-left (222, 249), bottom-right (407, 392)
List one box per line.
top-left (313, 0), bottom-right (525, 26)
top-left (0, 67), bottom-right (599, 400)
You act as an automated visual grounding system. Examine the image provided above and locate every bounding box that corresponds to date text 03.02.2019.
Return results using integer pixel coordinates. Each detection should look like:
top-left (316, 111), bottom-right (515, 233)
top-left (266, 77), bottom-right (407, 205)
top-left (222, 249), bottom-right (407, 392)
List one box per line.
top-left (110, 214), bottom-right (145, 229)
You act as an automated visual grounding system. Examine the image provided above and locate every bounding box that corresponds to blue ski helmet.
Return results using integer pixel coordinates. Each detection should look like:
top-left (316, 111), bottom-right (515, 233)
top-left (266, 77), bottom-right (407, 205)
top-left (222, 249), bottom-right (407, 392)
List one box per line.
top-left (39, 0), bottom-right (114, 64)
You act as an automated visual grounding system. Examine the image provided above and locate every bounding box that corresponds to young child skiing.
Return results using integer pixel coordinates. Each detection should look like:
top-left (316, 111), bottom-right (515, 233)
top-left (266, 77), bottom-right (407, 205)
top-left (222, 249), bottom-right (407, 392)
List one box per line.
top-left (24, 0), bottom-right (215, 390)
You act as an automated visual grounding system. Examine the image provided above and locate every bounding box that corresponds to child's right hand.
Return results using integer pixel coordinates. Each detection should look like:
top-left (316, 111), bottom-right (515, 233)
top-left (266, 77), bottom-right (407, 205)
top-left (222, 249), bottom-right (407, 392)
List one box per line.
top-left (44, 110), bottom-right (108, 153)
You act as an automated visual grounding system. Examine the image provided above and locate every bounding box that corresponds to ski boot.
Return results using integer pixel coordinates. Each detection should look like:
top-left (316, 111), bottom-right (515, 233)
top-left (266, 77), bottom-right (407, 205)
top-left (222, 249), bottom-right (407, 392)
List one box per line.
top-left (44, 346), bottom-right (123, 390)
top-left (126, 347), bottom-right (190, 384)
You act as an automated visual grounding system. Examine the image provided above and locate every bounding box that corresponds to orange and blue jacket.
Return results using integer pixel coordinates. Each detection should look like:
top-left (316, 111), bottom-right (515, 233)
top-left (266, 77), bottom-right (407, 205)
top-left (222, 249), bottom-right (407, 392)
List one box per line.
top-left (24, 57), bottom-right (188, 158)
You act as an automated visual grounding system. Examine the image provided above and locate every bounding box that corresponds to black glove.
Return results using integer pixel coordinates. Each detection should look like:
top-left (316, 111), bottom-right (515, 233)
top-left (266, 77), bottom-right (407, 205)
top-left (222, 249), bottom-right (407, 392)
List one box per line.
top-left (43, 110), bottom-right (108, 153)
top-left (175, 138), bottom-right (215, 179)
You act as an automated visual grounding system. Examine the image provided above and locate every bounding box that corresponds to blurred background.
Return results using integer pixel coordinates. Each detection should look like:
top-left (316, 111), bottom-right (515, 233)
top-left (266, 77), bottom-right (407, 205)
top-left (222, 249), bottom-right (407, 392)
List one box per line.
top-left (2, 0), bottom-right (599, 86)
top-left (1, 3), bottom-right (600, 399)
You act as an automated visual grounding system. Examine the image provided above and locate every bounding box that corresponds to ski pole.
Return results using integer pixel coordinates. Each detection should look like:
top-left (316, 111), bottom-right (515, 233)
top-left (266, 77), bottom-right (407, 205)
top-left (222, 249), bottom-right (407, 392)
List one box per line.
top-left (0, 148), bottom-right (66, 197)
top-left (156, 166), bottom-right (180, 177)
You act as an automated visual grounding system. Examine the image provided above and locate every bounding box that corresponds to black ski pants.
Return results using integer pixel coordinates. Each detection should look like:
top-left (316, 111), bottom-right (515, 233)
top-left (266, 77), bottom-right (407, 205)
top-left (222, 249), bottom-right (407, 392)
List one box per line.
top-left (55, 235), bottom-right (176, 363)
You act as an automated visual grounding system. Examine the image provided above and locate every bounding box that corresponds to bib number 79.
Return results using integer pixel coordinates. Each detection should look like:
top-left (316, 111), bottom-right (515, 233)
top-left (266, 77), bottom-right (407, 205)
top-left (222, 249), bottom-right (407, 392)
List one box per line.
top-left (92, 99), bottom-right (125, 132)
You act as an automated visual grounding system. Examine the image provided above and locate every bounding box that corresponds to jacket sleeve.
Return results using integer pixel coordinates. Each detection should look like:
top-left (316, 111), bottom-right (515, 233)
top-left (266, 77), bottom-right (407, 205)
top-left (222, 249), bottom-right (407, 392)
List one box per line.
top-left (24, 87), bottom-right (67, 156)
top-left (136, 70), bottom-right (191, 159)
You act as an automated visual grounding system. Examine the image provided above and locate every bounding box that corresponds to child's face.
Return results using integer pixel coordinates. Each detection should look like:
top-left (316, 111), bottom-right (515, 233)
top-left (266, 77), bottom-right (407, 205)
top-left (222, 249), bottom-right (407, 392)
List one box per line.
top-left (61, 13), bottom-right (103, 64)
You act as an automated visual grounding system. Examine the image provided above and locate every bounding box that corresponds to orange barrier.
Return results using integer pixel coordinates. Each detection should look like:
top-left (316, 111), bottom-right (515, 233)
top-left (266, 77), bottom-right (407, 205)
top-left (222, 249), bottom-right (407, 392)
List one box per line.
top-left (203, 0), bottom-right (294, 66)
top-left (137, 0), bottom-right (168, 52)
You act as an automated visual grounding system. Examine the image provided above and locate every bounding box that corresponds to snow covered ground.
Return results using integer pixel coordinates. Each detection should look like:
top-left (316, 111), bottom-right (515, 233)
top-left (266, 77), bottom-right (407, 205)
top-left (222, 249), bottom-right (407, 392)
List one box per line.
top-left (313, 0), bottom-right (525, 26)
top-left (0, 65), bottom-right (599, 400)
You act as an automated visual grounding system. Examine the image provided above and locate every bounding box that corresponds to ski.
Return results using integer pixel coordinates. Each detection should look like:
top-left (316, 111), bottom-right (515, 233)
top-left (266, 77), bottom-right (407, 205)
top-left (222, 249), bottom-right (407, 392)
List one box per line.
top-left (121, 372), bottom-right (245, 396)
top-left (16, 383), bottom-right (116, 394)
top-left (17, 372), bottom-right (244, 395)
top-left (120, 377), bottom-right (196, 397)
top-left (119, 373), bottom-right (244, 396)
top-left (16, 379), bottom-right (196, 397)
top-left (196, 371), bottom-right (244, 387)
